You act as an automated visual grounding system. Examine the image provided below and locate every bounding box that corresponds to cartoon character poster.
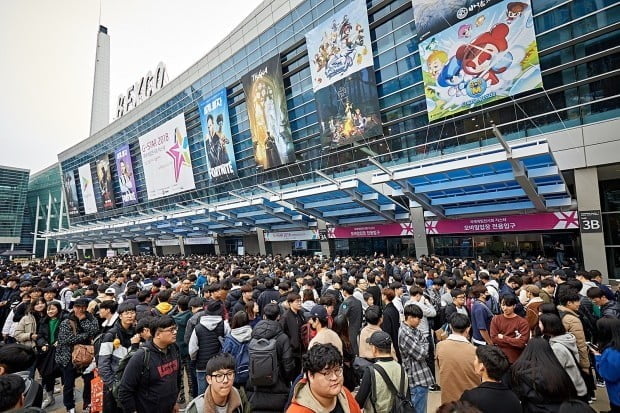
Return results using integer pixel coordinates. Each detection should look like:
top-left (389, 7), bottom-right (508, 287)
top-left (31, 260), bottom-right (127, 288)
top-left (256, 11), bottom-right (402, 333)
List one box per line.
top-left (413, 0), bottom-right (543, 122)
top-left (78, 163), bottom-right (98, 215)
top-left (241, 55), bottom-right (295, 170)
top-left (114, 144), bottom-right (138, 206)
top-left (198, 89), bottom-right (238, 182)
top-left (306, 0), bottom-right (382, 148)
top-left (96, 155), bottom-right (114, 210)
top-left (62, 169), bottom-right (80, 217)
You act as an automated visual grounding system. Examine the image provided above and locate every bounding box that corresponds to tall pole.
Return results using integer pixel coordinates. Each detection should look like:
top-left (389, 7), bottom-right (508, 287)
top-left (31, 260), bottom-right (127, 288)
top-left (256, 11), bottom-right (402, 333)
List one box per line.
top-left (32, 196), bottom-right (40, 256)
top-left (43, 191), bottom-right (53, 258)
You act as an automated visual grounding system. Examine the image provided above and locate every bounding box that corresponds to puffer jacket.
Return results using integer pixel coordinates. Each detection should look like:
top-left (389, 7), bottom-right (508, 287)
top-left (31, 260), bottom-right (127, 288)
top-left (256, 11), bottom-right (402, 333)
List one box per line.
top-left (557, 305), bottom-right (590, 370)
top-left (549, 333), bottom-right (587, 396)
top-left (186, 386), bottom-right (250, 413)
top-left (287, 378), bottom-right (361, 413)
top-left (14, 313), bottom-right (38, 348)
top-left (55, 313), bottom-right (99, 367)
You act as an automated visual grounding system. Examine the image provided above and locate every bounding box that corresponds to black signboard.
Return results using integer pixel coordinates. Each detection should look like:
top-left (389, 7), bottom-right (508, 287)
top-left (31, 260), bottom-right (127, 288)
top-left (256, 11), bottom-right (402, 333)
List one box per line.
top-left (578, 210), bottom-right (603, 233)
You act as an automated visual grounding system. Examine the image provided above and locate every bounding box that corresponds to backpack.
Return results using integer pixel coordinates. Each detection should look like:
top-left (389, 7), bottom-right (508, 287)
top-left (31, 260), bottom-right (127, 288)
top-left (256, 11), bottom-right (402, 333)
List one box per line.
top-left (369, 364), bottom-right (414, 413)
top-left (300, 322), bottom-right (317, 350)
top-left (248, 337), bottom-right (279, 387)
top-left (111, 347), bottom-right (150, 404)
top-left (486, 294), bottom-right (501, 315)
top-left (222, 336), bottom-right (250, 386)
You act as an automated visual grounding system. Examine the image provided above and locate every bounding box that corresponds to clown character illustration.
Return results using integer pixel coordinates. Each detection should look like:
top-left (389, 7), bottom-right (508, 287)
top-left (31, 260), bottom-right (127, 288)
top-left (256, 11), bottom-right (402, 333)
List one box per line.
top-left (456, 23), bottom-right (512, 86)
top-left (458, 24), bottom-right (472, 38)
top-left (506, 2), bottom-right (528, 23)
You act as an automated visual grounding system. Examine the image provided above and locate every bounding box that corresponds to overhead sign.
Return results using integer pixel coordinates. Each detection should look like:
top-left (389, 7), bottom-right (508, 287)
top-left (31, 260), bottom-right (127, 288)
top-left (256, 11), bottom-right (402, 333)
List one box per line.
top-left (425, 211), bottom-right (579, 234)
top-left (62, 170), bottom-right (80, 217)
top-left (184, 237), bottom-right (216, 245)
top-left (413, 0), bottom-right (543, 121)
top-left (155, 239), bottom-right (179, 246)
top-left (139, 113), bottom-right (196, 200)
top-left (198, 89), bottom-right (238, 182)
top-left (115, 144), bottom-right (138, 206)
top-left (328, 223), bottom-right (414, 238)
top-left (96, 155), bottom-right (114, 210)
top-left (241, 55), bottom-right (295, 169)
top-left (78, 163), bottom-right (98, 215)
top-left (578, 210), bottom-right (602, 233)
top-left (264, 230), bottom-right (319, 242)
top-left (116, 62), bottom-right (168, 119)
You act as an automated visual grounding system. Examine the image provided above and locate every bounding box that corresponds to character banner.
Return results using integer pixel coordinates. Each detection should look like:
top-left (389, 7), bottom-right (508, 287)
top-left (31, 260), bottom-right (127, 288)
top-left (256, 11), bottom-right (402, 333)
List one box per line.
top-left (62, 170), bottom-right (80, 217)
top-left (305, 0), bottom-right (373, 91)
top-left (78, 163), bottom-right (97, 215)
top-left (241, 55), bottom-right (295, 170)
top-left (138, 113), bottom-right (196, 200)
top-left (198, 89), bottom-right (237, 182)
top-left (114, 144), bottom-right (138, 206)
top-left (414, 0), bottom-right (543, 122)
top-left (96, 155), bottom-right (114, 209)
top-left (424, 211), bottom-right (579, 234)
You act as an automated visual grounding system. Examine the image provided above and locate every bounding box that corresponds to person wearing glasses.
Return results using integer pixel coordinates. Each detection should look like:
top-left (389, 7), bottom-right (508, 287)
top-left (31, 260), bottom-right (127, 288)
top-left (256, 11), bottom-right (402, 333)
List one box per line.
top-left (287, 343), bottom-right (361, 413)
top-left (186, 353), bottom-right (250, 413)
top-left (118, 316), bottom-right (182, 413)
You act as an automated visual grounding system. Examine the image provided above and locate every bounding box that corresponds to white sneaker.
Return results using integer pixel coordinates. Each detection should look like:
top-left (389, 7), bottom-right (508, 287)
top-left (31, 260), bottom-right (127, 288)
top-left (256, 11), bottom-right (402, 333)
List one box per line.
top-left (67, 409), bottom-right (75, 413)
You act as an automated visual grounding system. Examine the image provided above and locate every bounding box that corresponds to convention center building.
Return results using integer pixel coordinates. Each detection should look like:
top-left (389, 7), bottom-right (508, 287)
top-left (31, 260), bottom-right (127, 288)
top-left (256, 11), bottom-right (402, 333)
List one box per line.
top-left (45, 0), bottom-right (620, 279)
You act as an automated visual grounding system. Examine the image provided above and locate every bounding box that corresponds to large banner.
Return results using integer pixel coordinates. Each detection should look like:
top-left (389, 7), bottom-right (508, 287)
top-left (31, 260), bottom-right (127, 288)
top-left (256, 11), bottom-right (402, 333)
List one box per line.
top-left (62, 170), bottom-right (80, 217)
top-left (198, 89), bottom-right (237, 182)
top-left (78, 163), bottom-right (97, 215)
top-left (115, 145), bottom-right (138, 206)
top-left (139, 113), bottom-right (196, 200)
top-left (241, 55), bottom-right (295, 169)
top-left (328, 222), bottom-right (414, 238)
top-left (96, 155), bottom-right (114, 209)
top-left (306, 0), bottom-right (382, 148)
top-left (413, 0), bottom-right (543, 122)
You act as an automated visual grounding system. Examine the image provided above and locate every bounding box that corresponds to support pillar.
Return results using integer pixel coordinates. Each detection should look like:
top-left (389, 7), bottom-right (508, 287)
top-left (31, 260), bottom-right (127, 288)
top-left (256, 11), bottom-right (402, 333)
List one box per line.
top-left (574, 168), bottom-right (608, 280)
top-left (410, 206), bottom-right (430, 258)
top-left (317, 220), bottom-right (332, 257)
top-left (129, 241), bottom-right (139, 255)
top-left (178, 236), bottom-right (186, 256)
top-left (32, 196), bottom-right (41, 257)
top-left (214, 235), bottom-right (222, 255)
top-left (256, 228), bottom-right (267, 256)
top-left (43, 191), bottom-right (53, 258)
top-left (57, 187), bottom-right (65, 254)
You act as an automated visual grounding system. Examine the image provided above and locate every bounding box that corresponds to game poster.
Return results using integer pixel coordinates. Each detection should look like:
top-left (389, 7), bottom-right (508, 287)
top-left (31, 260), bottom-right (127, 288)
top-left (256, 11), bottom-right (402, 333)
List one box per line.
top-left (62, 170), bottom-right (80, 217)
top-left (96, 155), bottom-right (114, 210)
top-left (78, 163), bottom-right (98, 215)
top-left (306, 0), bottom-right (382, 148)
top-left (413, 0), bottom-right (543, 121)
top-left (115, 144), bottom-right (138, 206)
top-left (198, 89), bottom-right (238, 182)
top-left (241, 55), bottom-right (295, 170)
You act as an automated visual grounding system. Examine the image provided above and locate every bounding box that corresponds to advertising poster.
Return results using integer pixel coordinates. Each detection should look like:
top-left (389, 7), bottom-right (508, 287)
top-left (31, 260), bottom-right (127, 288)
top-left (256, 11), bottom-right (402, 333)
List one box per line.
top-left (138, 113), bottom-right (196, 200)
top-left (62, 170), bottom-right (80, 217)
top-left (115, 144), bottom-right (138, 206)
top-left (328, 222), bottom-right (414, 238)
top-left (305, 0), bottom-right (382, 148)
top-left (413, 0), bottom-right (543, 121)
top-left (96, 155), bottom-right (114, 209)
top-left (78, 163), bottom-right (98, 215)
top-left (241, 55), bottom-right (295, 169)
top-left (198, 89), bottom-right (238, 182)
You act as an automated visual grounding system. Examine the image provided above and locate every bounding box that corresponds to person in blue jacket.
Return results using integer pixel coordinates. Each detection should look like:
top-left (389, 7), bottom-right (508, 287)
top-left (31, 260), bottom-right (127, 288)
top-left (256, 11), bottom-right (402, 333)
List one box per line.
top-left (593, 318), bottom-right (620, 413)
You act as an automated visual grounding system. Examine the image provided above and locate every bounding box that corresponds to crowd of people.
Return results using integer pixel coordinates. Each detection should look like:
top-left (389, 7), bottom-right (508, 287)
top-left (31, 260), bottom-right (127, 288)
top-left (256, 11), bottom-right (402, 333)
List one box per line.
top-left (0, 253), bottom-right (618, 413)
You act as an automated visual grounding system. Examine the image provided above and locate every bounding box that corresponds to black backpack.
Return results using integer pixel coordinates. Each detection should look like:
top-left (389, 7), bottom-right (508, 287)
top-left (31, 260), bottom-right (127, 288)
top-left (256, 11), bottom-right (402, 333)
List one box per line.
top-left (248, 336), bottom-right (279, 387)
top-left (369, 364), bottom-right (414, 413)
top-left (111, 347), bottom-right (151, 404)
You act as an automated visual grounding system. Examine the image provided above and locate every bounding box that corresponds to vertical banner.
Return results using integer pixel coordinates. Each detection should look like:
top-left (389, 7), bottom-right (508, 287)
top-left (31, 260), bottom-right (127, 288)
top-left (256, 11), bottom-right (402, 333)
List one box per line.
top-left (241, 55), bottom-right (295, 169)
top-left (96, 155), bottom-right (114, 209)
top-left (115, 144), bottom-right (138, 206)
top-left (138, 113), bottom-right (196, 200)
top-left (412, 0), bottom-right (543, 121)
top-left (78, 163), bottom-right (97, 215)
top-left (198, 89), bottom-right (238, 182)
top-left (305, 0), bottom-right (382, 148)
top-left (62, 170), bottom-right (80, 217)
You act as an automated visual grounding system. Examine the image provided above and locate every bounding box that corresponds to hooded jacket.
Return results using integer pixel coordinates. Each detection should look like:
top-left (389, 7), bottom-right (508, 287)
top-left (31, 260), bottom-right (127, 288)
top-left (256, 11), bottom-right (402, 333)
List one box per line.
top-left (595, 347), bottom-right (620, 406)
top-left (172, 310), bottom-right (192, 357)
top-left (97, 320), bottom-right (136, 385)
top-left (186, 386), bottom-right (250, 413)
top-left (548, 333), bottom-right (587, 396)
top-left (557, 305), bottom-right (590, 370)
top-left (188, 315), bottom-right (230, 370)
top-left (153, 301), bottom-right (174, 315)
top-left (287, 378), bottom-right (361, 413)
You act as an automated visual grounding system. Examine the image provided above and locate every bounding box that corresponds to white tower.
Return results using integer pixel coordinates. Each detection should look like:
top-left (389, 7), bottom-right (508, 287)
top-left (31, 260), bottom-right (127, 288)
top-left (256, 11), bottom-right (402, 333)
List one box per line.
top-left (89, 25), bottom-right (110, 135)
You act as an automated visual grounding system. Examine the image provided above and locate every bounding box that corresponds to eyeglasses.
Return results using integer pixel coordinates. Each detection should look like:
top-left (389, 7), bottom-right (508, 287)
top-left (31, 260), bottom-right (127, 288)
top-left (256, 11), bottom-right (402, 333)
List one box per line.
top-left (159, 326), bottom-right (177, 333)
top-left (317, 366), bottom-right (343, 379)
top-left (209, 371), bottom-right (235, 383)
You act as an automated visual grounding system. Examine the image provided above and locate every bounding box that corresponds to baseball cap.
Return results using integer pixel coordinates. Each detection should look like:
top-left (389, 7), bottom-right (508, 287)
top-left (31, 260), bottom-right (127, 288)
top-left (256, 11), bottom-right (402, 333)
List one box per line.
top-left (105, 287), bottom-right (116, 295)
top-left (309, 304), bottom-right (328, 321)
top-left (73, 298), bottom-right (90, 307)
top-left (366, 331), bottom-right (392, 349)
top-left (526, 285), bottom-right (540, 295)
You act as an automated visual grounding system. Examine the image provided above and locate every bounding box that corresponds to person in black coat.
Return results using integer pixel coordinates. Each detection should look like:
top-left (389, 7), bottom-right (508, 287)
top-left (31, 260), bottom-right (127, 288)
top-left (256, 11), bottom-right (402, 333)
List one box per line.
top-left (257, 279), bottom-right (279, 315)
top-left (339, 284), bottom-right (363, 355)
top-left (380, 288), bottom-right (402, 362)
top-left (279, 293), bottom-right (305, 375)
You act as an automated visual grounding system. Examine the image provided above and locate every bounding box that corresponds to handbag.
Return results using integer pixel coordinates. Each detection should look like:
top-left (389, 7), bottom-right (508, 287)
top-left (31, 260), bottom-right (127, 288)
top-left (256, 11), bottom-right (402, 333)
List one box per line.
top-left (69, 320), bottom-right (95, 369)
top-left (37, 345), bottom-right (60, 377)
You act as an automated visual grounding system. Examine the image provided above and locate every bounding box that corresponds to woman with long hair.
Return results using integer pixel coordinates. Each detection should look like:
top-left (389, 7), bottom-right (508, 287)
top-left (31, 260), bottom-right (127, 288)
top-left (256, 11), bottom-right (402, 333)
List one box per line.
top-left (37, 301), bottom-right (64, 408)
top-left (510, 337), bottom-right (577, 412)
top-left (332, 315), bottom-right (357, 391)
top-left (244, 299), bottom-right (260, 328)
top-left (593, 318), bottom-right (620, 413)
top-left (539, 313), bottom-right (588, 401)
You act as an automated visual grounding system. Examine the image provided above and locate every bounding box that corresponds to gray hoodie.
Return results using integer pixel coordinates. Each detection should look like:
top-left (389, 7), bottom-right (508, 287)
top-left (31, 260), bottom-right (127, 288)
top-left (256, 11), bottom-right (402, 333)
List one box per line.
top-left (188, 315), bottom-right (230, 359)
top-left (230, 324), bottom-right (252, 342)
top-left (549, 333), bottom-right (587, 396)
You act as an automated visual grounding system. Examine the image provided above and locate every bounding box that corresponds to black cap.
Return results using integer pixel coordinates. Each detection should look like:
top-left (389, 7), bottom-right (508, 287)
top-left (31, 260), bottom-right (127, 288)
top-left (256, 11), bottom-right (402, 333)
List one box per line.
top-left (73, 298), bottom-right (90, 307)
top-left (188, 297), bottom-right (204, 308)
top-left (205, 300), bottom-right (222, 316)
top-left (366, 331), bottom-right (392, 349)
top-left (309, 304), bottom-right (328, 321)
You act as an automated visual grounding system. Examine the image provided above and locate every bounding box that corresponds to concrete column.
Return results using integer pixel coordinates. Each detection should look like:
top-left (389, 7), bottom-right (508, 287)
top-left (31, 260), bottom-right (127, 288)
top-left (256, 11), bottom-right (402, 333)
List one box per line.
top-left (214, 236), bottom-right (222, 255)
top-left (151, 239), bottom-right (159, 256)
top-left (256, 228), bottom-right (267, 256)
top-left (43, 191), bottom-right (53, 258)
top-left (178, 236), bottom-right (186, 256)
top-left (129, 241), bottom-right (139, 255)
top-left (410, 207), bottom-right (430, 258)
top-left (32, 196), bottom-right (41, 256)
top-left (574, 168), bottom-right (608, 280)
top-left (317, 220), bottom-right (332, 257)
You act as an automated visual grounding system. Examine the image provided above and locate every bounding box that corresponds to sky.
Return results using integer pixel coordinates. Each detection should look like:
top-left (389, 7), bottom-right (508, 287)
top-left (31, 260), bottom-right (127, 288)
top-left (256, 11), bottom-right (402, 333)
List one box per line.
top-left (0, 0), bottom-right (264, 175)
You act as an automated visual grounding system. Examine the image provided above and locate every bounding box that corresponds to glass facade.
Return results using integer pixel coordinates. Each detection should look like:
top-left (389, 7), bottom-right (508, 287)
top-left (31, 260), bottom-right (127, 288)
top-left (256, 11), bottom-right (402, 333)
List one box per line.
top-left (0, 166), bottom-right (29, 248)
top-left (601, 178), bottom-right (620, 277)
top-left (59, 0), bottom-right (620, 227)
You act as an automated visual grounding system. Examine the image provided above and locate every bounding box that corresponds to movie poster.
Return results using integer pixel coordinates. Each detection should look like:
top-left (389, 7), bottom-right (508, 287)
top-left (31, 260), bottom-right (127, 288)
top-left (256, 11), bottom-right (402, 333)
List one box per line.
top-left (96, 155), bottom-right (114, 209)
top-left (62, 170), bottom-right (80, 217)
top-left (198, 89), bottom-right (238, 182)
top-left (115, 144), bottom-right (138, 206)
top-left (305, 0), bottom-right (382, 147)
top-left (241, 55), bottom-right (295, 170)
top-left (138, 113), bottom-right (196, 200)
top-left (78, 163), bottom-right (97, 215)
top-left (413, 0), bottom-right (543, 122)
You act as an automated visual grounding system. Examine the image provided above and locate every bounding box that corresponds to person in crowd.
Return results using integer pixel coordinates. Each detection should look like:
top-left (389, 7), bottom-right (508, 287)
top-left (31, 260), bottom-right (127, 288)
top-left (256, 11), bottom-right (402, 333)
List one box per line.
top-left (36, 301), bottom-right (63, 408)
top-left (307, 304), bottom-right (342, 354)
top-left (339, 284), bottom-right (363, 355)
top-left (98, 299), bottom-right (119, 336)
top-left (280, 292), bottom-right (305, 375)
top-left (287, 343), bottom-right (361, 413)
top-left (524, 285), bottom-right (544, 330)
top-left (0, 344), bottom-right (43, 408)
top-left (14, 298), bottom-right (47, 376)
top-left (587, 287), bottom-right (620, 319)
top-left (359, 305), bottom-right (394, 359)
top-left (470, 285), bottom-right (494, 346)
top-left (171, 295), bottom-right (192, 404)
top-left (490, 296), bottom-right (529, 364)
top-left (117, 315), bottom-right (182, 413)
top-left (232, 284), bottom-right (254, 315)
top-left (444, 289), bottom-right (469, 322)
top-left (539, 278), bottom-right (556, 304)
top-left (380, 288), bottom-right (401, 362)
top-left (592, 318), bottom-right (620, 413)
top-left (436, 313), bottom-right (479, 404)
top-left (332, 312), bottom-right (357, 391)
top-left (221, 311), bottom-right (252, 388)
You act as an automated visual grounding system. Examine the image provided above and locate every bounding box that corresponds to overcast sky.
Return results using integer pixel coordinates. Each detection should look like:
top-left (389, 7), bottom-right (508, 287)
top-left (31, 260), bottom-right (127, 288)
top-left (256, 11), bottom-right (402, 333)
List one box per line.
top-left (0, 0), bottom-right (263, 175)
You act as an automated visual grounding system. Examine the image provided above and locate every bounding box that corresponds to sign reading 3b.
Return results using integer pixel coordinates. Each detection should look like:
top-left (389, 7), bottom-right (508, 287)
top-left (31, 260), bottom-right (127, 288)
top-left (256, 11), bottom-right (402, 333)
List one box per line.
top-left (578, 210), bottom-right (603, 233)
